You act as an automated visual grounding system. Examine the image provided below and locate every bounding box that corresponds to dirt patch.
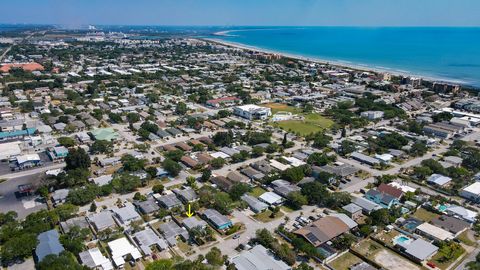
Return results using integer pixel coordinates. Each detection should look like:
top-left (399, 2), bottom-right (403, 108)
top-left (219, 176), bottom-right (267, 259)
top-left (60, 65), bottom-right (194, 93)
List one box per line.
top-left (374, 249), bottom-right (420, 270)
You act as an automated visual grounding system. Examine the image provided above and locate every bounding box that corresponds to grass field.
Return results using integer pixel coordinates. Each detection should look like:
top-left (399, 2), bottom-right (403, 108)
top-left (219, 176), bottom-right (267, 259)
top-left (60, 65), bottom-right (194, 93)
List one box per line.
top-left (412, 208), bottom-right (440, 222)
top-left (254, 210), bottom-right (284, 223)
top-left (249, 187), bottom-right (267, 197)
top-left (328, 252), bottom-right (363, 270)
top-left (262, 103), bottom-right (333, 136)
top-left (274, 113), bottom-right (333, 136)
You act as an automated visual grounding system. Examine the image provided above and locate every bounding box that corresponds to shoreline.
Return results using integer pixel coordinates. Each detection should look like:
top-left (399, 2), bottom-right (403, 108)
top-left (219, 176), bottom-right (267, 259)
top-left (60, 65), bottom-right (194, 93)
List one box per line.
top-left (204, 34), bottom-right (475, 88)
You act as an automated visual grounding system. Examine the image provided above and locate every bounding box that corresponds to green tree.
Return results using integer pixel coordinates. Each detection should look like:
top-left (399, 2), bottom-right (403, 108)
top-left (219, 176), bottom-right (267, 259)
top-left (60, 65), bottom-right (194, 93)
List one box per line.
top-left (229, 183), bottom-right (251, 200)
top-left (162, 158), bottom-right (182, 177)
top-left (175, 102), bottom-right (188, 115)
top-left (152, 184), bottom-right (165, 194)
top-left (121, 154), bottom-right (145, 172)
top-left (58, 136), bottom-right (75, 147)
top-left (126, 112), bottom-right (140, 123)
top-left (201, 169), bottom-right (212, 182)
top-left (37, 251), bottom-right (87, 270)
top-left (205, 247), bottom-right (225, 266)
top-left (90, 140), bottom-right (113, 154)
top-left (65, 148), bottom-right (91, 171)
top-left (287, 191), bottom-right (308, 209)
top-left (111, 174), bottom-right (141, 194)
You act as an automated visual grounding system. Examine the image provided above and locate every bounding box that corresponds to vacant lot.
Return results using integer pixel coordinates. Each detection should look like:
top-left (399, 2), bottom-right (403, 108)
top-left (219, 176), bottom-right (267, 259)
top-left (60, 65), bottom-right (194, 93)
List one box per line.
top-left (412, 208), bottom-right (439, 222)
top-left (274, 113), bottom-right (333, 136)
top-left (329, 252), bottom-right (363, 270)
top-left (254, 209), bottom-right (284, 223)
top-left (262, 103), bottom-right (302, 114)
top-left (354, 239), bottom-right (420, 270)
top-left (374, 249), bottom-right (420, 270)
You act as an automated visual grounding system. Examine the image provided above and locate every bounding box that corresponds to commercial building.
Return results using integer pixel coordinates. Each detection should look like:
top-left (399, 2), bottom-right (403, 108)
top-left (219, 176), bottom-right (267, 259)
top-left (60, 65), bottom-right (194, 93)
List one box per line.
top-left (233, 105), bottom-right (272, 120)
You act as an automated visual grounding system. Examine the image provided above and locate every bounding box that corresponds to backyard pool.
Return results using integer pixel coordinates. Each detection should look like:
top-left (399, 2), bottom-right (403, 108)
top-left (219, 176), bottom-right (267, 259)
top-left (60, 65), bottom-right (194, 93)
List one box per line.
top-left (393, 235), bottom-right (413, 245)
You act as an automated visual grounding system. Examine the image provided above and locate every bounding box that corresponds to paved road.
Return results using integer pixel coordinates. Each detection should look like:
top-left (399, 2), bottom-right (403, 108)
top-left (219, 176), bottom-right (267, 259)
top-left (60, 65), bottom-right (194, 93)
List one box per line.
top-left (455, 241), bottom-right (480, 270)
top-left (339, 143), bottom-right (450, 193)
top-left (0, 162), bottom-right (65, 179)
top-left (187, 205), bottom-right (318, 260)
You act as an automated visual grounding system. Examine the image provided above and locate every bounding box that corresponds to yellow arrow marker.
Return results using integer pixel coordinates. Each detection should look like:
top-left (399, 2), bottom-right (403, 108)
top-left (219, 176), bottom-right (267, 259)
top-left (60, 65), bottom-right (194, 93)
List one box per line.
top-left (186, 204), bottom-right (194, 217)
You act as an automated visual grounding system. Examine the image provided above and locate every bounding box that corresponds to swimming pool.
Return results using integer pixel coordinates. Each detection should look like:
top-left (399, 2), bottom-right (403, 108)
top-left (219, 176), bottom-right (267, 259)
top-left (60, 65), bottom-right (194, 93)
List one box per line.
top-left (393, 235), bottom-right (413, 245)
top-left (438, 204), bottom-right (448, 212)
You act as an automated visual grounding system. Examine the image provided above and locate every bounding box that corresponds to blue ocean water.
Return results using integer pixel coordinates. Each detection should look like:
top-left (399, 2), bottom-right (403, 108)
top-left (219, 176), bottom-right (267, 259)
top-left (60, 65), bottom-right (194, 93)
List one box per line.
top-left (215, 27), bottom-right (480, 87)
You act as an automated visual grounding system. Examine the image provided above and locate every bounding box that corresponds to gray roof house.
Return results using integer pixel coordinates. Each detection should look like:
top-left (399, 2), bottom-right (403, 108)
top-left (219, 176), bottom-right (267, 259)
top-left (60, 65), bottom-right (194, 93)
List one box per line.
top-left (112, 202), bottom-right (142, 225)
top-left (133, 198), bottom-right (160, 215)
top-left (51, 188), bottom-right (69, 205)
top-left (241, 194), bottom-right (268, 213)
top-left (159, 221), bottom-right (189, 246)
top-left (241, 167), bottom-right (265, 181)
top-left (60, 216), bottom-right (90, 233)
top-left (35, 229), bottom-right (64, 262)
top-left (397, 238), bottom-right (438, 262)
top-left (156, 193), bottom-right (183, 209)
top-left (133, 228), bottom-right (168, 255)
top-left (353, 197), bottom-right (382, 214)
top-left (173, 187), bottom-right (198, 203)
top-left (231, 244), bottom-right (291, 270)
top-left (88, 211), bottom-right (117, 232)
top-left (182, 216), bottom-right (208, 231)
top-left (271, 179), bottom-right (300, 197)
top-left (202, 209), bottom-right (232, 230)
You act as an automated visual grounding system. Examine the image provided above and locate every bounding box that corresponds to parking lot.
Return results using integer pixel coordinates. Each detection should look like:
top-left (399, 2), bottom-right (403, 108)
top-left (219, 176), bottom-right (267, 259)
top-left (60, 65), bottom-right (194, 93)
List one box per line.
top-left (0, 174), bottom-right (47, 219)
top-left (0, 152), bottom-right (53, 176)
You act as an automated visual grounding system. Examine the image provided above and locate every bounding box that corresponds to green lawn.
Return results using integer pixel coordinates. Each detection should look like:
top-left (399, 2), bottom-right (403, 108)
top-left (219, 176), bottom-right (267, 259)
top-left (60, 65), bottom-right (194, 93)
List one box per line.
top-left (249, 187), bottom-right (267, 197)
top-left (273, 113), bottom-right (333, 136)
top-left (329, 252), bottom-right (363, 270)
top-left (254, 210), bottom-right (284, 223)
top-left (412, 208), bottom-right (440, 222)
top-left (431, 245), bottom-right (465, 270)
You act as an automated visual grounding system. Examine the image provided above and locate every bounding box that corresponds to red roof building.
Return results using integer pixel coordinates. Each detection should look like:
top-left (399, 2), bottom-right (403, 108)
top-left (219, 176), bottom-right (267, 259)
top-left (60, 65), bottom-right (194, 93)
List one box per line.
top-left (0, 62), bottom-right (45, 73)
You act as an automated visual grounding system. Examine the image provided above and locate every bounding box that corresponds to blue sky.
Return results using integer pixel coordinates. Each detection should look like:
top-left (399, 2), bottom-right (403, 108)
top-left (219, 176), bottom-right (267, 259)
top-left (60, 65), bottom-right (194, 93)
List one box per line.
top-left (1, 0), bottom-right (480, 27)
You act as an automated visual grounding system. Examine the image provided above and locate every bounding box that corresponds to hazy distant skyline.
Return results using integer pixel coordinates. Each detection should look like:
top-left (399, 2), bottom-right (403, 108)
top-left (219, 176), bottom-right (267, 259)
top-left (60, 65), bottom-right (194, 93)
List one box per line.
top-left (1, 0), bottom-right (480, 27)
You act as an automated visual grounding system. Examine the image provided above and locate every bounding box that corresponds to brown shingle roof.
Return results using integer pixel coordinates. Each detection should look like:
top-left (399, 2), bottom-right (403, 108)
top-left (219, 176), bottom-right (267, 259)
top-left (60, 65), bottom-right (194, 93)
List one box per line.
top-left (294, 216), bottom-right (350, 247)
top-left (181, 156), bottom-right (199, 168)
top-left (377, 183), bottom-right (403, 199)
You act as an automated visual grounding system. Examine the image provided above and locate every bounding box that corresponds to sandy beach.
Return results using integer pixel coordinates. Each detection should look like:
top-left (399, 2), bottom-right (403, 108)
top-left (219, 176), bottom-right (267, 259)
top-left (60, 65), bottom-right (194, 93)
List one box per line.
top-left (203, 33), bottom-right (469, 86)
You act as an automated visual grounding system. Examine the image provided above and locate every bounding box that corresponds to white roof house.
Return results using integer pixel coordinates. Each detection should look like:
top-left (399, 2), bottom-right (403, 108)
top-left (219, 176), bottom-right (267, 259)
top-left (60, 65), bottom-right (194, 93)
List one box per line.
top-left (282, 156), bottom-right (306, 167)
top-left (416, 222), bottom-right (454, 241)
top-left (460, 182), bottom-right (480, 202)
top-left (427, 174), bottom-right (452, 186)
top-left (375, 153), bottom-right (394, 163)
top-left (259, 192), bottom-right (283, 205)
top-left (108, 237), bottom-right (142, 267)
top-left (79, 248), bottom-right (113, 270)
top-left (210, 152), bottom-right (230, 159)
top-left (269, 160), bottom-right (291, 171)
top-left (90, 174), bottom-right (113, 186)
top-left (446, 205), bottom-right (478, 223)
